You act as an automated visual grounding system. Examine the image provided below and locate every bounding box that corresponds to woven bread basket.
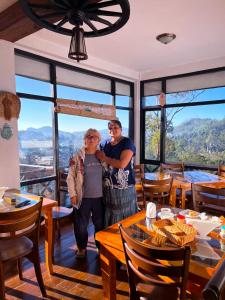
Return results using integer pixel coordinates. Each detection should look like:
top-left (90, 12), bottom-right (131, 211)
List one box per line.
top-left (152, 219), bottom-right (197, 246)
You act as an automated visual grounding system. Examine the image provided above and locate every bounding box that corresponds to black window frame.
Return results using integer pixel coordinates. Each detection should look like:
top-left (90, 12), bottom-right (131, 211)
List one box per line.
top-left (140, 67), bottom-right (225, 171)
top-left (15, 49), bottom-right (134, 199)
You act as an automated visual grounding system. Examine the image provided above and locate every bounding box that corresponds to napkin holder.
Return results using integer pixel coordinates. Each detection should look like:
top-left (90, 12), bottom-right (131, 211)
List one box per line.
top-left (146, 202), bottom-right (156, 219)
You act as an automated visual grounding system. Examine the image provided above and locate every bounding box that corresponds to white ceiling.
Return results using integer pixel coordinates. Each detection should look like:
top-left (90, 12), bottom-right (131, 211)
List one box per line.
top-left (3, 0), bottom-right (225, 75)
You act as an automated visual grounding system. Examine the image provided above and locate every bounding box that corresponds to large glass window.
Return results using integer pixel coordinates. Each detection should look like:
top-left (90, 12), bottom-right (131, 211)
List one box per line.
top-left (18, 99), bottom-right (54, 181)
top-left (21, 180), bottom-right (56, 200)
top-left (116, 109), bottom-right (130, 137)
top-left (16, 50), bottom-right (134, 205)
top-left (145, 110), bottom-right (161, 160)
top-left (115, 81), bottom-right (132, 108)
top-left (165, 104), bottom-right (225, 165)
top-left (143, 95), bottom-right (159, 107)
top-left (142, 70), bottom-right (225, 168)
top-left (115, 95), bottom-right (131, 107)
top-left (58, 114), bottom-right (108, 170)
top-left (166, 87), bottom-right (225, 105)
top-left (57, 84), bottom-right (112, 105)
top-left (16, 76), bottom-right (52, 97)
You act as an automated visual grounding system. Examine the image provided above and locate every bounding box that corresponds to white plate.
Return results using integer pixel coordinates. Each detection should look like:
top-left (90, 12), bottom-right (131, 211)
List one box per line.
top-left (158, 212), bottom-right (175, 219)
top-left (187, 219), bottom-right (221, 239)
top-left (179, 210), bottom-right (200, 219)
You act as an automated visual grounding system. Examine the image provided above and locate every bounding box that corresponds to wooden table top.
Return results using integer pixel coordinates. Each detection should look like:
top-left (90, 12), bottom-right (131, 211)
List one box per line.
top-left (96, 209), bottom-right (225, 279)
top-left (145, 170), bottom-right (224, 183)
top-left (144, 171), bottom-right (225, 194)
top-left (0, 193), bottom-right (56, 213)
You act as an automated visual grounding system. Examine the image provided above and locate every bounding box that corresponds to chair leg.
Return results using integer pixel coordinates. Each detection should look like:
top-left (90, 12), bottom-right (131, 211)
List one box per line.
top-left (0, 262), bottom-right (5, 300)
top-left (17, 258), bottom-right (23, 280)
top-left (52, 221), bottom-right (56, 263)
top-left (30, 252), bottom-right (47, 297)
top-left (56, 218), bottom-right (61, 239)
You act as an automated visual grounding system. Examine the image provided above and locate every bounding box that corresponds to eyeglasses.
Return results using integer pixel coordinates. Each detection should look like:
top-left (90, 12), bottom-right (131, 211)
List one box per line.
top-left (86, 135), bottom-right (99, 140)
top-left (108, 126), bottom-right (121, 130)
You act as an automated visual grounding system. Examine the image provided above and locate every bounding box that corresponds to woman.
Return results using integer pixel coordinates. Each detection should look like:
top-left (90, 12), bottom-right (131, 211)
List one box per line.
top-left (96, 120), bottom-right (137, 226)
top-left (67, 128), bottom-right (104, 258)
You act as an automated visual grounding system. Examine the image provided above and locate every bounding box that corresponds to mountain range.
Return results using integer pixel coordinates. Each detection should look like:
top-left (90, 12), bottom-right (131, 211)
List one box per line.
top-left (19, 126), bottom-right (128, 148)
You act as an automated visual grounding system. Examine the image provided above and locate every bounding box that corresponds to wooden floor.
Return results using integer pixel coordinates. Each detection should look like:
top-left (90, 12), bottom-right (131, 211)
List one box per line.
top-left (4, 222), bottom-right (130, 300)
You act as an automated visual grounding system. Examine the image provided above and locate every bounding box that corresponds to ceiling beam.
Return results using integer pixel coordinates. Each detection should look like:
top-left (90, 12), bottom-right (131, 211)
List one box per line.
top-left (0, 1), bottom-right (41, 42)
top-left (0, 0), bottom-right (102, 43)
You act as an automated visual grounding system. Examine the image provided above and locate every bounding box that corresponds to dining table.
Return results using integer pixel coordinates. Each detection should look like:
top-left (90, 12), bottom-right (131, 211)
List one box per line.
top-left (0, 192), bottom-right (57, 274)
top-left (144, 170), bottom-right (225, 209)
top-left (96, 208), bottom-right (225, 300)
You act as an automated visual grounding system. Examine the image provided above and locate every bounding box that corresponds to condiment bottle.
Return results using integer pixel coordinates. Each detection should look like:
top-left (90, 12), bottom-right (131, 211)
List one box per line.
top-left (177, 215), bottom-right (186, 224)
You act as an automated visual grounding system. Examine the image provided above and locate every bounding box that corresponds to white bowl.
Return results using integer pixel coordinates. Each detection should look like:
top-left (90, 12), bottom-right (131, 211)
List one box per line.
top-left (186, 219), bottom-right (221, 239)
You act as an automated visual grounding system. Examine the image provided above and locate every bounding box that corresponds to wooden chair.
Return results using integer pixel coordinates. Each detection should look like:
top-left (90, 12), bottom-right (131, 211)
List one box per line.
top-left (218, 165), bottom-right (225, 178)
top-left (160, 162), bottom-right (193, 208)
top-left (134, 164), bottom-right (145, 209)
top-left (192, 184), bottom-right (225, 215)
top-left (202, 259), bottom-right (225, 300)
top-left (142, 177), bottom-right (173, 206)
top-left (119, 223), bottom-right (191, 300)
top-left (0, 199), bottom-right (47, 299)
top-left (51, 170), bottom-right (73, 259)
top-left (160, 162), bottom-right (184, 173)
top-left (54, 170), bottom-right (73, 239)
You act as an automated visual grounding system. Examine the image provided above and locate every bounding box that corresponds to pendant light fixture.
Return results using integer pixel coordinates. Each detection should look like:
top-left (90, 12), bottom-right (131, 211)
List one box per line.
top-left (68, 26), bottom-right (88, 62)
top-left (19, 0), bottom-right (130, 62)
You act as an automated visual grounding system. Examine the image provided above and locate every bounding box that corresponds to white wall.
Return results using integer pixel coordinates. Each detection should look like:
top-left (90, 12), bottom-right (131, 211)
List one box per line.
top-left (0, 40), bottom-right (20, 188)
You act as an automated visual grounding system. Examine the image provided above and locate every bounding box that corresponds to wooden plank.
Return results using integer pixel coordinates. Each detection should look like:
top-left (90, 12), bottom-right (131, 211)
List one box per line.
top-left (0, 0), bottom-right (103, 42)
top-left (55, 98), bottom-right (116, 120)
top-left (0, 1), bottom-right (41, 42)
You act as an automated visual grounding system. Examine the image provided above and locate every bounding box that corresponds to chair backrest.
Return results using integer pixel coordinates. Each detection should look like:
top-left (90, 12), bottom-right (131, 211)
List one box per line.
top-left (202, 259), bottom-right (225, 300)
top-left (134, 164), bottom-right (144, 182)
top-left (192, 184), bottom-right (225, 214)
top-left (134, 164), bottom-right (145, 208)
top-left (142, 177), bottom-right (173, 204)
top-left (57, 170), bottom-right (68, 205)
top-left (0, 199), bottom-right (43, 240)
top-left (218, 165), bottom-right (225, 178)
top-left (58, 170), bottom-right (68, 193)
top-left (119, 224), bottom-right (190, 300)
top-left (160, 162), bottom-right (184, 173)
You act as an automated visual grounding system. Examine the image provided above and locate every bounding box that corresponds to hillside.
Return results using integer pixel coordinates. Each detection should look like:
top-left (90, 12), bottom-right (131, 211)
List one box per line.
top-left (19, 126), bottom-right (128, 148)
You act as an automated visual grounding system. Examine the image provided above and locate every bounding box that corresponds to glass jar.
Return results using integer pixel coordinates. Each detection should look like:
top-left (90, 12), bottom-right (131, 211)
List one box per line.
top-left (177, 214), bottom-right (186, 224)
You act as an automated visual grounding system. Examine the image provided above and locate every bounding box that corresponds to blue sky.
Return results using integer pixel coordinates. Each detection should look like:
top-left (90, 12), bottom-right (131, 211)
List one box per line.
top-left (16, 76), bottom-right (130, 132)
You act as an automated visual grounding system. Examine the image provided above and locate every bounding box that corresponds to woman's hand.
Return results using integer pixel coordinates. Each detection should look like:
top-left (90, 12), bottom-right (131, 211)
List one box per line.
top-left (71, 196), bottom-right (77, 206)
top-left (96, 150), bottom-right (106, 162)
